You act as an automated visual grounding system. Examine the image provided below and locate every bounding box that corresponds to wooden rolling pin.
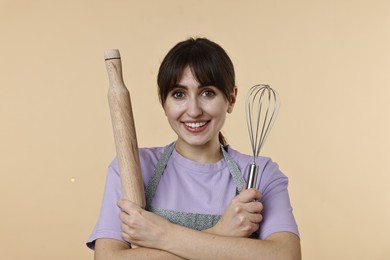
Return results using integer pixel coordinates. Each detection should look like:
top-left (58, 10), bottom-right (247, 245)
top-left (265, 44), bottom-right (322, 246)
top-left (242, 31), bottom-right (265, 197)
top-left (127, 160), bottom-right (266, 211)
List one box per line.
top-left (104, 49), bottom-right (146, 208)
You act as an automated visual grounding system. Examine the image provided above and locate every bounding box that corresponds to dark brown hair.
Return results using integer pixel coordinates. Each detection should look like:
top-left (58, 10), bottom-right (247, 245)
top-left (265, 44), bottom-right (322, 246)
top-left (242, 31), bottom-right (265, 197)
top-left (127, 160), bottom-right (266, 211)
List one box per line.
top-left (157, 38), bottom-right (236, 145)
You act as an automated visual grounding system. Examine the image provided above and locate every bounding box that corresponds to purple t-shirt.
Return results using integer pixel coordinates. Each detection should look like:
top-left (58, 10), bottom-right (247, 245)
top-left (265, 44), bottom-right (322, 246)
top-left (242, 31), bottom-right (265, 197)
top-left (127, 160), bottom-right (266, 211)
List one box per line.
top-left (87, 144), bottom-right (299, 249)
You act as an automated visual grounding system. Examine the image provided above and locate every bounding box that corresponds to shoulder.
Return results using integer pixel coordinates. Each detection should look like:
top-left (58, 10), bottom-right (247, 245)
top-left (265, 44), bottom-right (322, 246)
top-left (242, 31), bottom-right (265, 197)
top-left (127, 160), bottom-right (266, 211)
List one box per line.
top-left (225, 145), bottom-right (287, 193)
top-left (107, 143), bottom-right (172, 176)
top-left (225, 145), bottom-right (276, 173)
top-left (225, 145), bottom-right (253, 164)
top-left (139, 145), bottom-right (167, 163)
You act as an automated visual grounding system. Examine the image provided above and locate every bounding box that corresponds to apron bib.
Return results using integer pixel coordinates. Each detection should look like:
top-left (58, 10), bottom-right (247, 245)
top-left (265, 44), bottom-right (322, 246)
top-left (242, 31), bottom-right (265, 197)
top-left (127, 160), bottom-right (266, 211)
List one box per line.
top-left (144, 143), bottom-right (246, 231)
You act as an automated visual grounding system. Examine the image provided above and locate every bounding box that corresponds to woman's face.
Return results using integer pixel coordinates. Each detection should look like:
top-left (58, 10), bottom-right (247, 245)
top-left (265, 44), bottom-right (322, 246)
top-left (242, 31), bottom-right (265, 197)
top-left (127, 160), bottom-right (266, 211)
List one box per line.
top-left (163, 66), bottom-right (236, 149)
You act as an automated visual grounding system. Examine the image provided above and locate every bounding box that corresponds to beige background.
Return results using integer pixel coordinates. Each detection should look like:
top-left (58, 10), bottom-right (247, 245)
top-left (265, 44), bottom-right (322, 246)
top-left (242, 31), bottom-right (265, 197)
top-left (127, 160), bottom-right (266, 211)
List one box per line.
top-left (1, 0), bottom-right (389, 259)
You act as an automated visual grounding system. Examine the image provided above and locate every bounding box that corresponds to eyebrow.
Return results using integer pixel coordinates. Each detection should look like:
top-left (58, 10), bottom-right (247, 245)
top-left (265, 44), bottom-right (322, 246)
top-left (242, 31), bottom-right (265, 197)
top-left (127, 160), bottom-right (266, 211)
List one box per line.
top-left (172, 83), bottom-right (214, 89)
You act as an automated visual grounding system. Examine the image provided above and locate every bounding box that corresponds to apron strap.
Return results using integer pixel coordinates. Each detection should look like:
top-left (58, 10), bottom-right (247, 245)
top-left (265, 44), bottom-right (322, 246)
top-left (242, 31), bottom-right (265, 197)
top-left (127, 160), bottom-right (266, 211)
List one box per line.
top-left (145, 142), bottom-right (175, 207)
top-left (220, 144), bottom-right (245, 194)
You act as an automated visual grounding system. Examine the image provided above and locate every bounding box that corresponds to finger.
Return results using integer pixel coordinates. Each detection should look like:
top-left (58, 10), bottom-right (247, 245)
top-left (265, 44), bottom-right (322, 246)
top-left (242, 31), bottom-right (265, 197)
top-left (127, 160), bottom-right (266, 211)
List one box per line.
top-left (121, 222), bottom-right (130, 234)
top-left (121, 230), bottom-right (138, 244)
top-left (247, 212), bottom-right (263, 224)
top-left (242, 184), bottom-right (263, 198)
top-left (117, 199), bottom-right (128, 211)
top-left (121, 231), bottom-right (130, 242)
top-left (119, 210), bottom-right (128, 222)
top-left (258, 190), bottom-right (263, 200)
top-left (237, 188), bottom-right (262, 202)
top-left (249, 222), bottom-right (260, 235)
top-left (117, 199), bottom-right (138, 214)
top-left (240, 221), bottom-right (260, 236)
top-left (246, 201), bottom-right (263, 214)
top-left (131, 244), bottom-right (140, 249)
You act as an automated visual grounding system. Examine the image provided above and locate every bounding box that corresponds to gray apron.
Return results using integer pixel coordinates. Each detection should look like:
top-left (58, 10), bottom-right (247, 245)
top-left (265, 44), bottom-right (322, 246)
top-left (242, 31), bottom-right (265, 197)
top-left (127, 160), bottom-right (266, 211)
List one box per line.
top-left (144, 143), bottom-right (246, 231)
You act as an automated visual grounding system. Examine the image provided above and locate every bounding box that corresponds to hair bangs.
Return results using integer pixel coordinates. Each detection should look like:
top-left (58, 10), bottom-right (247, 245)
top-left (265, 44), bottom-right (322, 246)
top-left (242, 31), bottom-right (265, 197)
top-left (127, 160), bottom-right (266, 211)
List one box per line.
top-left (158, 38), bottom-right (235, 105)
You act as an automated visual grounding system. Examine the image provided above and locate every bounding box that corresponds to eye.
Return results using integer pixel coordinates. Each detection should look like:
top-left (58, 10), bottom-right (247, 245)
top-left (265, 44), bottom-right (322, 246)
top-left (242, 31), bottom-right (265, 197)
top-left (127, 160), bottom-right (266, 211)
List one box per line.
top-left (201, 90), bottom-right (215, 97)
top-left (172, 91), bottom-right (185, 99)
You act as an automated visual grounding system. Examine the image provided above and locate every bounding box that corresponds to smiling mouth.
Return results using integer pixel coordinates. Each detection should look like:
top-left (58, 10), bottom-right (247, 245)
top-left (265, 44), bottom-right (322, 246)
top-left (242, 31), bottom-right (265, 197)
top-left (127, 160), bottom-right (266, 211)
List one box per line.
top-left (184, 121), bottom-right (208, 129)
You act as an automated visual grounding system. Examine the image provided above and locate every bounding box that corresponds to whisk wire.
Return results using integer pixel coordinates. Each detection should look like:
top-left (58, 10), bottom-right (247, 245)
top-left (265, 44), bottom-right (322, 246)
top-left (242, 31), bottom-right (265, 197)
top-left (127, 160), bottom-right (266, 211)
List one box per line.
top-left (245, 84), bottom-right (280, 188)
top-left (256, 88), bottom-right (269, 156)
top-left (258, 88), bottom-right (279, 156)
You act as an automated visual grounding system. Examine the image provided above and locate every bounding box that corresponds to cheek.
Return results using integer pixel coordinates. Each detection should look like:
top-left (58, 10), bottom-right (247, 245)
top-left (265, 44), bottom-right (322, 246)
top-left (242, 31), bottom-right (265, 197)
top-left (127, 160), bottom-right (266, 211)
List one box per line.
top-left (206, 100), bottom-right (229, 116)
top-left (163, 106), bottom-right (173, 119)
top-left (163, 102), bottom-right (184, 120)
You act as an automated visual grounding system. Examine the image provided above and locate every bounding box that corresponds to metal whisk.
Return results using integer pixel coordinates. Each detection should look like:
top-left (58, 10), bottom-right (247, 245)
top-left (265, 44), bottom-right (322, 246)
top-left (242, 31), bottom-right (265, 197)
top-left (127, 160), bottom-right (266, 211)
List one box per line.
top-left (245, 84), bottom-right (280, 189)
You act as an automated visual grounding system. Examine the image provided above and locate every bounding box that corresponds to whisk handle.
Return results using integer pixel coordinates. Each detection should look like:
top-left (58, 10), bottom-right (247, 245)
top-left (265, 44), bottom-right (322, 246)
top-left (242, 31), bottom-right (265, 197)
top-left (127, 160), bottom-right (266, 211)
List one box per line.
top-left (247, 163), bottom-right (259, 189)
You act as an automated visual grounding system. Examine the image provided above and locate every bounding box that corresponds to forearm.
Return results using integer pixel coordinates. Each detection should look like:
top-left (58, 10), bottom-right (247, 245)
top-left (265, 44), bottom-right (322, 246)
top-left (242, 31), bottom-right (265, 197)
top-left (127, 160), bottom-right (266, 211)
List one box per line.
top-left (108, 248), bottom-right (184, 260)
top-left (94, 239), bottom-right (185, 260)
top-left (163, 226), bottom-right (300, 260)
top-left (166, 227), bottom-right (269, 260)
top-left (115, 198), bottom-right (300, 259)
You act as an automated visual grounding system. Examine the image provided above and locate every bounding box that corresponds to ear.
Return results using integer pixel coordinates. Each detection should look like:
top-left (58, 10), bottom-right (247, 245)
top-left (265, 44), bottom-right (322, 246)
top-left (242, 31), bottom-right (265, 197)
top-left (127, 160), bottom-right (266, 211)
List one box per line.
top-left (227, 86), bottom-right (238, 113)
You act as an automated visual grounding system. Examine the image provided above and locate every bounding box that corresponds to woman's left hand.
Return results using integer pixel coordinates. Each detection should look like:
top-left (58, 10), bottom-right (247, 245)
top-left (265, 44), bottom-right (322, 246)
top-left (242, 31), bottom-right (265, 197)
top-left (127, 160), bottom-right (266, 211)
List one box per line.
top-left (117, 199), bottom-right (172, 249)
top-left (209, 187), bottom-right (263, 237)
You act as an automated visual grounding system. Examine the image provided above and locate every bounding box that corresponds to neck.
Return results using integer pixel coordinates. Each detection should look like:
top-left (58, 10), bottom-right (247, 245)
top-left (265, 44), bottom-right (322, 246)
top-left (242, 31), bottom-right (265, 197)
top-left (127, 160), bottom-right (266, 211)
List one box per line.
top-left (175, 139), bottom-right (223, 163)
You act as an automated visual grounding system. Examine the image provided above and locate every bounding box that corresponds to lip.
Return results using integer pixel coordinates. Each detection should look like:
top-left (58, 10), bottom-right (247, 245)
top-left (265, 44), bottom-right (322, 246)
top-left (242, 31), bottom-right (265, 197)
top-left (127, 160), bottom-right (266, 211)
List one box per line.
top-left (182, 120), bottom-right (210, 133)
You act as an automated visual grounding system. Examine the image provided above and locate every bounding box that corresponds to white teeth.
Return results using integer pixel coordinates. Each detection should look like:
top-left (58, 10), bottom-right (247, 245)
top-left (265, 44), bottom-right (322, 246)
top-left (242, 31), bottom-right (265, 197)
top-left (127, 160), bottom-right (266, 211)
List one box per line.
top-left (185, 122), bottom-right (207, 129)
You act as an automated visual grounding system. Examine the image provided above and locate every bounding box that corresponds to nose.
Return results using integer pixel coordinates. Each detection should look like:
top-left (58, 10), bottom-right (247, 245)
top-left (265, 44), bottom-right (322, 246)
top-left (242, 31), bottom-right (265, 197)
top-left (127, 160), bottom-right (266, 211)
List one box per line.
top-left (186, 97), bottom-right (203, 118)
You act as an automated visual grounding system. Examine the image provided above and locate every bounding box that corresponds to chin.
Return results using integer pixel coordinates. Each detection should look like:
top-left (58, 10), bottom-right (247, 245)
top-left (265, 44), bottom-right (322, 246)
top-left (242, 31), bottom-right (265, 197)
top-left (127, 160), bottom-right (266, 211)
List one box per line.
top-left (178, 136), bottom-right (216, 148)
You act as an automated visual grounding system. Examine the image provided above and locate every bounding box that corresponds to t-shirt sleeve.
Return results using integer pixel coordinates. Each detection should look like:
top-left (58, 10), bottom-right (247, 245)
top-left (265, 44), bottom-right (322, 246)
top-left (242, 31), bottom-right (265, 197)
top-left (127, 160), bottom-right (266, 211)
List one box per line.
top-left (86, 161), bottom-right (128, 250)
top-left (258, 160), bottom-right (300, 240)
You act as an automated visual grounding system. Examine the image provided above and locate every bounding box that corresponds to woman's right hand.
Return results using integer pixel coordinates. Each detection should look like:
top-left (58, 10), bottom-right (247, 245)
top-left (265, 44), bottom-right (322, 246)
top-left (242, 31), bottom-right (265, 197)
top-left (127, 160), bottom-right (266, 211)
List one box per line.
top-left (208, 187), bottom-right (263, 237)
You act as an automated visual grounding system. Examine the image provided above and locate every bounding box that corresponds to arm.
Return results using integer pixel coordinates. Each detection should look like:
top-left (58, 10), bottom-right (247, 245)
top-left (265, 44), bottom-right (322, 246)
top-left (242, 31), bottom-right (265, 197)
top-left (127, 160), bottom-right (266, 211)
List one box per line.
top-left (94, 187), bottom-right (263, 259)
top-left (164, 226), bottom-right (300, 260)
top-left (116, 189), bottom-right (301, 260)
top-left (94, 229), bottom-right (300, 260)
top-left (94, 239), bottom-right (185, 260)
top-left (161, 226), bottom-right (301, 260)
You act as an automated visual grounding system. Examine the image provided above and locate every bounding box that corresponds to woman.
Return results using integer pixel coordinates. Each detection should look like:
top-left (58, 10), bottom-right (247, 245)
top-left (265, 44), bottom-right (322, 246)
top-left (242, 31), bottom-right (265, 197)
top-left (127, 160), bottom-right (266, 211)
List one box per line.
top-left (87, 38), bottom-right (301, 259)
